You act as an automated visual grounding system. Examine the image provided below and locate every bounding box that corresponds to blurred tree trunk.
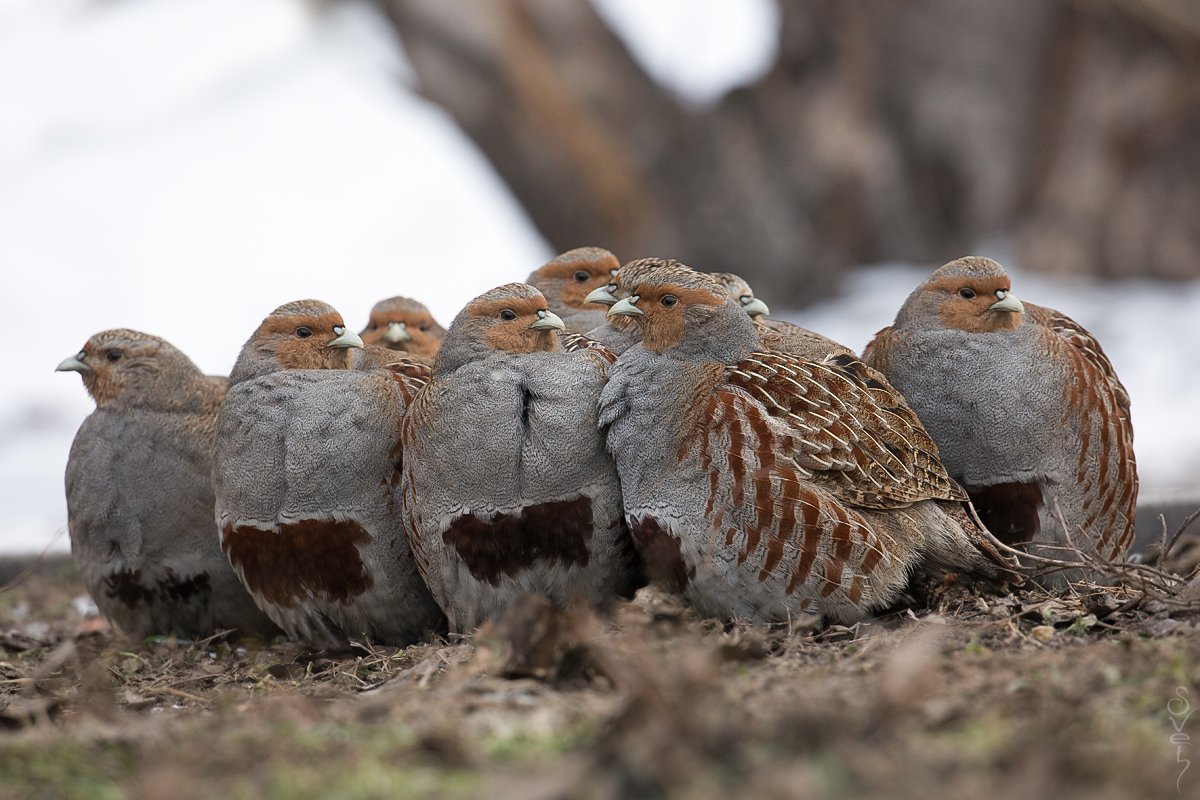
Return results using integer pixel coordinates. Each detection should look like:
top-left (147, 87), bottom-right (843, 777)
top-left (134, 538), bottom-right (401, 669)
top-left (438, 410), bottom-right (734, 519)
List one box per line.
top-left (375, 0), bottom-right (1200, 305)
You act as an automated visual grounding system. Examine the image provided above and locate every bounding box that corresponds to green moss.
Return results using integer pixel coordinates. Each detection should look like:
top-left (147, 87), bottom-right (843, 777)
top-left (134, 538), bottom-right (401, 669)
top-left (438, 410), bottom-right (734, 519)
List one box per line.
top-left (0, 736), bottom-right (133, 800)
top-left (251, 761), bottom-right (480, 800)
top-left (479, 723), bottom-right (594, 765)
top-left (957, 719), bottom-right (1012, 765)
top-left (207, 720), bottom-right (477, 800)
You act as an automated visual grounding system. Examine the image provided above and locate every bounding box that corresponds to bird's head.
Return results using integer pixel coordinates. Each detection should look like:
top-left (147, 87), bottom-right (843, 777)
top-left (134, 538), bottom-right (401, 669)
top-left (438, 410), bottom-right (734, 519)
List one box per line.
top-left (607, 259), bottom-right (753, 357)
top-left (527, 247), bottom-right (621, 317)
top-left (711, 272), bottom-right (771, 319)
top-left (360, 296), bottom-right (445, 357)
top-left (56, 329), bottom-right (198, 408)
top-left (233, 299), bottom-right (362, 381)
top-left (587, 257), bottom-right (680, 335)
top-left (898, 256), bottom-right (1025, 333)
top-left (437, 283), bottom-right (565, 373)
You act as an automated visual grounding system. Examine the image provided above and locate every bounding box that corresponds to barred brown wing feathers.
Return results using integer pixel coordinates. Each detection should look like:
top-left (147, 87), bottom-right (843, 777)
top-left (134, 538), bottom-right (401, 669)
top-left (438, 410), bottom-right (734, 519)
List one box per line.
top-left (754, 319), bottom-right (855, 359)
top-left (383, 358), bottom-right (433, 404)
top-left (1028, 305), bottom-right (1137, 558)
top-left (1031, 305), bottom-right (1132, 414)
top-left (724, 352), bottom-right (966, 509)
top-left (860, 326), bottom-right (901, 375)
top-left (559, 331), bottom-right (618, 364)
top-left (819, 355), bottom-right (966, 502)
top-left (680, 382), bottom-right (897, 608)
top-left (397, 382), bottom-right (437, 584)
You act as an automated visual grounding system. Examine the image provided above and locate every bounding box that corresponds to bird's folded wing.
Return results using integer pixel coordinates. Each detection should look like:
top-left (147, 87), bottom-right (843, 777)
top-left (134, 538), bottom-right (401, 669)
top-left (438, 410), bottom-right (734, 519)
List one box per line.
top-left (1027, 304), bottom-right (1137, 557)
top-left (1029, 305), bottom-right (1132, 415)
top-left (382, 358), bottom-right (434, 403)
top-left (859, 325), bottom-right (899, 374)
top-left (722, 351), bottom-right (967, 509)
top-left (756, 319), bottom-right (856, 359)
top-left (559, 331), bottom-right (619, 365)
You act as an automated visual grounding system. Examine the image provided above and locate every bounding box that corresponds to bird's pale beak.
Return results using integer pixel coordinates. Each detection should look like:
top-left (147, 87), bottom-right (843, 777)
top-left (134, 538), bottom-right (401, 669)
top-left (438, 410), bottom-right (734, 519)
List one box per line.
top-left (328, 327), bottom-right (365, 349)
top-left (741, 297), bottom-right (770, 318)
top-left (608, 296), bottom-right (644, 317)
top-left (529, 309), bottom-right (565, 331)
top-left (383, 321), bottom-right (411, 344)
top-left (56, 354), bottom-right (89, 373)
top-left (989, 292), bottom-right (1025, 314)
top-left (584, 285), bottom-right (619, 306)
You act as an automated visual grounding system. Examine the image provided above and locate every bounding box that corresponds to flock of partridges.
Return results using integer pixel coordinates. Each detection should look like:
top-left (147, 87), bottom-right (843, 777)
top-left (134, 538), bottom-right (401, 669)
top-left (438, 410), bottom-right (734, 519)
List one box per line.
top-left (57, 249), bottom-right (1137, 646)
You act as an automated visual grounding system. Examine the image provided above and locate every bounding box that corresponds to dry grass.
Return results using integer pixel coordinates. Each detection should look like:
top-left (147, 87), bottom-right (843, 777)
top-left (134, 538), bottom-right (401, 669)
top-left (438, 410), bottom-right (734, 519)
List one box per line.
top-left (2, 554), bottom-right (1199, 799)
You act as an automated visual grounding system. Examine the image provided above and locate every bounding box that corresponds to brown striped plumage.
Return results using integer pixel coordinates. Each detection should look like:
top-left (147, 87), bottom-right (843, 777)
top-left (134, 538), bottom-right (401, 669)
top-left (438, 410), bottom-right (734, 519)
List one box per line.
top-left (559, 331), bottom-right (619, 364)
top-left (382, 358), bottom-right (434, 404)
top-left (864, 257), bottom-right (1137, 582)
top-left (721, 353), bottom-right (967, 508)
top-left (1029, 305), bottom-right (1136, 559)
top-left (754, 320), bottom-right (856, 360)
top-left (601, 261), bottom-right (1003, 624)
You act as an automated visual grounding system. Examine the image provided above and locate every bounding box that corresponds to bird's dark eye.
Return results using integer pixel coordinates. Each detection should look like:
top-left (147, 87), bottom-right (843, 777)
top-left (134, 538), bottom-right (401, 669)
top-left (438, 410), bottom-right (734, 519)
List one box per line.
top-left (500, 309), bottom-right (517, 321)
top-left (106, 350), bottom-right (121, 362)
top-left (419, 323), bottom-right (429, 332)
top-left (573, 270), bottom-right (590, 282)
top-left (370, 324), bottom-right (378, 331)
top-left (296, 327), bottom-right (313, 338)
top-left (958, 288), bottom-right (976, 299)
top-left (660, 294), bottom-right (678, 308)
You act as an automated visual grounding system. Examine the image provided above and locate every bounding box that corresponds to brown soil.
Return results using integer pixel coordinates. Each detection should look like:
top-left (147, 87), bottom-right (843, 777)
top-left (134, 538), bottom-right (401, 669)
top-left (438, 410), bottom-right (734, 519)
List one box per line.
top-left (2, 554), bottom-right (1199, 800)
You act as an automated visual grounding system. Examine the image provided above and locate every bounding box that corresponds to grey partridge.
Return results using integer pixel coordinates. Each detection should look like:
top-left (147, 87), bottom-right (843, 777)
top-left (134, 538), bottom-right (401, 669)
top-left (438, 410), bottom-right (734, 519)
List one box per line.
top-left (400, 283), bottom-right (640, 633)
top-left (863, 256), bottom-right (1137, 583)
top-left (214, 300), bottom-right (445, 647)
top-left (599, 260), bottom-right (1002, 623)
top-left (58, 329), bottom-right (278, 640)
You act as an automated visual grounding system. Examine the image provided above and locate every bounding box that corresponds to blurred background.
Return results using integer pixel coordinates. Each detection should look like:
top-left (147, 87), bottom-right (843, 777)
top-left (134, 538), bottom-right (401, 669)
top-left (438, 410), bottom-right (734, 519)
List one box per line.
top-left (4, 0), bottom-right (1199, 553)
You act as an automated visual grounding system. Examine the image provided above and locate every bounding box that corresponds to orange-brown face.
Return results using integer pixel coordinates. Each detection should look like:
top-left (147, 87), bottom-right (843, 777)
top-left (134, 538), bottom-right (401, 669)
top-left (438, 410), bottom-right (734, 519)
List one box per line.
top-left (361, 307), bottom-right (444, 357)
top-left (617, 283), bottom-right (726, 352)
top-left (468, 295), bottom-right (563, 354)
top-left (535, 258), bottom-right (620, 311)
top-left (259, 311), bottom-right (360, 370)
top-left (67, 338), bottom-right (162, 406)
top-left (928, 275), bottom-right (1024, 333)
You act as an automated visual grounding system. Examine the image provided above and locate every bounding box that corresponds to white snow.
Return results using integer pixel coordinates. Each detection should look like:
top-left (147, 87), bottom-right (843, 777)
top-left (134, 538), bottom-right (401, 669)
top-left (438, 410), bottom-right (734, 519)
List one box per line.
top-left (1, 0), bottom-right (1195, 555)
top-left (2, 0), bottom-right (549, 554)
top-left (592, 0), bottom-right (779, 106)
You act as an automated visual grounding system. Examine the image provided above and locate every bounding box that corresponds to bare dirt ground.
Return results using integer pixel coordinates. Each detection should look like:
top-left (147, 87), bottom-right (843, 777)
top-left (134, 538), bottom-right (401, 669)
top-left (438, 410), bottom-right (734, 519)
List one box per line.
top-left (2, 553), bottom-right (1199, 800)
